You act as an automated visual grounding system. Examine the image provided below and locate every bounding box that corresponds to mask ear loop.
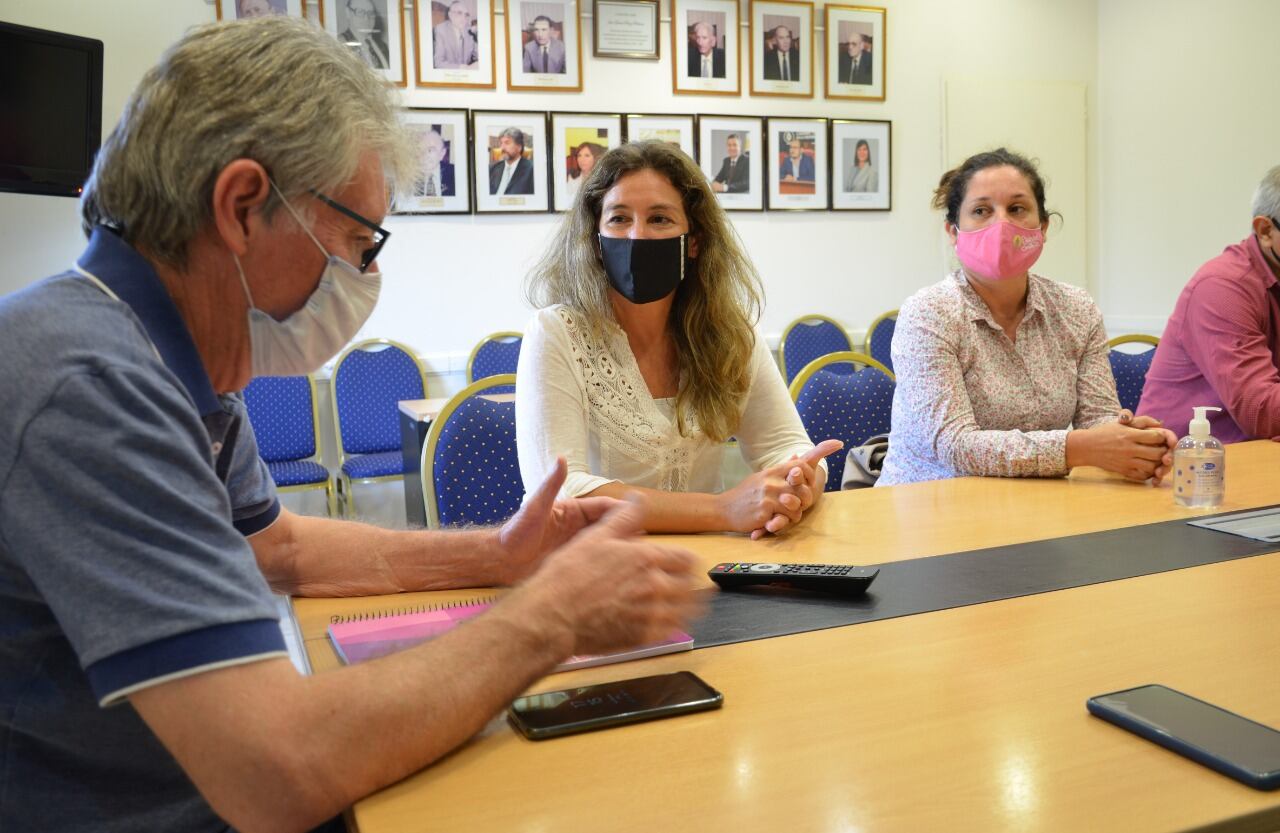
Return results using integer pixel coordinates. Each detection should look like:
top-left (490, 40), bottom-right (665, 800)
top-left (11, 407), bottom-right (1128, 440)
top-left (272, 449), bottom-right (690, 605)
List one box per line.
top-left (679, 234), bottom-right (686, 282)
top-left (232, 254), bottom-right (256, 310)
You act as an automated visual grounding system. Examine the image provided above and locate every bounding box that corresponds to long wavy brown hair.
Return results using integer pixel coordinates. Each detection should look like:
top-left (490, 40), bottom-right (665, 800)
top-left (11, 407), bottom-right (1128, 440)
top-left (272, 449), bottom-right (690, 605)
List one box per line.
top-left (526, 140), bottom-right (763, 443)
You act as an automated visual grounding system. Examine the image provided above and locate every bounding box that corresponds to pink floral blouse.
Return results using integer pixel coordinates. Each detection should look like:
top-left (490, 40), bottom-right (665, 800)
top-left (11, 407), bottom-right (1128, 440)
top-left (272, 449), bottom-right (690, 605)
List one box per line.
top-left (877, 269), bottom-right (1120, 486)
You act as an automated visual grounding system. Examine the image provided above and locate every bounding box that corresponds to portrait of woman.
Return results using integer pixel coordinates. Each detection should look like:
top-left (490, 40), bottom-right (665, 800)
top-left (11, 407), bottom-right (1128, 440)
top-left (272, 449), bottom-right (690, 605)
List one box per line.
top-left (563, 141), bottom-right (606, 201)
top-left (845, 138), bottom-right (877, 192)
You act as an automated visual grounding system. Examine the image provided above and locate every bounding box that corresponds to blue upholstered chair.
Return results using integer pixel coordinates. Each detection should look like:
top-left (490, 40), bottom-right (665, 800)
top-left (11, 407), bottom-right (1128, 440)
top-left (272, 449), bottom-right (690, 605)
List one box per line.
top-left (330, 338), bottom-right (426, 517)
top-left (864, 309), bottom-right (899, 374)
top-left (421, 374), bottom-right (523, 528)
top-left (466, 331), bottom-right (522, 394)
top-left (779, 315), bottom-right (853, 384)
top-left (788, 352), bottom-right (896, 492)
top-left (242, 375), bottom-right (335, 516)
top-left (1107, 334), bottom-right (1160, 413)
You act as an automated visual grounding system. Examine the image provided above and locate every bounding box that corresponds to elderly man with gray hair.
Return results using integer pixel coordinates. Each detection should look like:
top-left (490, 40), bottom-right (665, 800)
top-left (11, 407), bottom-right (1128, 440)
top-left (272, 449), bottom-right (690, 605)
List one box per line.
top-left (0, 16), bottom-right (698, 833)
top-left (1137, 164), bottom-right (1280, 442)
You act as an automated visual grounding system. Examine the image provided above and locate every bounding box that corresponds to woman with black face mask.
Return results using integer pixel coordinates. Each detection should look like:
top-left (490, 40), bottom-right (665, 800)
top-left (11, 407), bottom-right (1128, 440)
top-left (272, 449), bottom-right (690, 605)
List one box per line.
top-left (518, 141), bottom-right (840, 537)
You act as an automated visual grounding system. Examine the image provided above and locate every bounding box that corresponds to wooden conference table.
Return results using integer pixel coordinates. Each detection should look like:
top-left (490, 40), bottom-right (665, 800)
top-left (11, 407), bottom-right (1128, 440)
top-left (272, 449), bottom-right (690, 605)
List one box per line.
top-left (294, 440), bottom-right (1280, 833)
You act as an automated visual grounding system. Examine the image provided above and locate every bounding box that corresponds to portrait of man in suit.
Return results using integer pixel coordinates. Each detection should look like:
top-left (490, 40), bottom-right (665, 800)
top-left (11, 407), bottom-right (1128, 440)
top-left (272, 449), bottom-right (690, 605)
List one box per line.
top-left (779, 135), bottom-right (815, 183)
top-left (686, 20), bottom-right (725, 79)
top-left (762, 23), bottom-right (800, 82)
top-left (234, 0), bottom-right (286, 18)
top-left (710, 133), bottom-right (750, 194)
top-left (433, 0), bottom-right (478, 69)
top-left (339, 0), bottom-right (391, 70)
top-left (837, 31), bottom-right (872, 85)
top-left (489, 127), bottom-right (535, 195)
top-left (412, 129), bottom-right (456, 198)
top-left (522, 14), bottom-right (567, 74)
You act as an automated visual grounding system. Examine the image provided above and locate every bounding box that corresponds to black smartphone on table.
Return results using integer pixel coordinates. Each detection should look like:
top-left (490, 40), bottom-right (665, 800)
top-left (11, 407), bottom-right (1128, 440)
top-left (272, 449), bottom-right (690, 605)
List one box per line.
top-left (1087, 684), bottom-right (1280, 790)
top-left (509, 671), bottom-right (723, 740)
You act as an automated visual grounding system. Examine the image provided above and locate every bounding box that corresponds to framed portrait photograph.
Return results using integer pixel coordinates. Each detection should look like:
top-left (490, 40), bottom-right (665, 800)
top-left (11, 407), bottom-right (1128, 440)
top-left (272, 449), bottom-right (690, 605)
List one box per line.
top-left (831, 118), bottom-right (890, 211)
top-left (472, 111), bottom-right (550, 213)
top-left (825, 4), bottom-right (885, 101)
top-left (698, 115), bottom-right (763, 211)
top-left (671, 0), bottom-right (740, 96)
top-left (593, 0), bottom-right (659, 60)
top-left (506, 0), bottom-right (583, 91)
top-left (323, 0), bottom-right (408, 86)
top-left (550, 112), bottom-right (623, 212)
top-left (392, 109), bottom-right (472, 215)
top-left (414, 0), bottom-right (497, 89)
top-left (624, 113), bottom-right (697, 160)
top-left (765, 117), bottom-right (827, 211)
top-left (749, 0), bottom-right (813, 98)
top-left (215, 0), bottom-right (304, 20)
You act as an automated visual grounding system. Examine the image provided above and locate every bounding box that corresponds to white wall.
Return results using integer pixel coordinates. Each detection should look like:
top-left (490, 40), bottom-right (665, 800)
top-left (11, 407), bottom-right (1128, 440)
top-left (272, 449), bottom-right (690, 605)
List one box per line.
top-left (1, 0), bottom-right (1099, 376)
top-left (1096, 0), bottom-right (1280, 335)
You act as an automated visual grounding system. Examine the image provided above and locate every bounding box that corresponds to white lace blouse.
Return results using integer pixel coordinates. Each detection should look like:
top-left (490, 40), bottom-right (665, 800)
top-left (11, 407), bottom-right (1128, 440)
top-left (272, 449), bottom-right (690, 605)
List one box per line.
top-left (516, 305), bottom-right (821, 498)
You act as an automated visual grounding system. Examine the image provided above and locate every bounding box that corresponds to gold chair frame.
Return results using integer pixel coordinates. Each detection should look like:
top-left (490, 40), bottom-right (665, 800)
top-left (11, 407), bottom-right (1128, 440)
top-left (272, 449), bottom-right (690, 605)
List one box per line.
top-left (420, 374), bottom-right (519, 529)
top-left (329, 337), bottom-right (427, 519)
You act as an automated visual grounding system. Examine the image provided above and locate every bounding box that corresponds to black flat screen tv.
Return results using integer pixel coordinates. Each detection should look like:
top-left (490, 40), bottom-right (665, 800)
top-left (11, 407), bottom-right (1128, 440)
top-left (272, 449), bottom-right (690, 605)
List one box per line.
top-left (0, 21), bottom-right (104, 198)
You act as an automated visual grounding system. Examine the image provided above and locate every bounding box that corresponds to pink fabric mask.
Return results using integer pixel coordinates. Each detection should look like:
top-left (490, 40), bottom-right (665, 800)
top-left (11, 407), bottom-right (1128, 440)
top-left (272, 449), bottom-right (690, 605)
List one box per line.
top-left (954, 220), bottom-right (1044, 280)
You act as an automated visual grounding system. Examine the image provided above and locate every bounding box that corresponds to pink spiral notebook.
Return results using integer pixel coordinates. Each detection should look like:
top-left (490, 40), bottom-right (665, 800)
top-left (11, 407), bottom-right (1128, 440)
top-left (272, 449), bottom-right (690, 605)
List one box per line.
top-left (327, 600), bottom-right (693, 671)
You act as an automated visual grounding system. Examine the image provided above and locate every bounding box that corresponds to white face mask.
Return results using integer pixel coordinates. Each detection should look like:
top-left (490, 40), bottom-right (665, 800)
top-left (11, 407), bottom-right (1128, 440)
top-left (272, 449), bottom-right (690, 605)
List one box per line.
top-left (234, 185), bottom-right (381, 377)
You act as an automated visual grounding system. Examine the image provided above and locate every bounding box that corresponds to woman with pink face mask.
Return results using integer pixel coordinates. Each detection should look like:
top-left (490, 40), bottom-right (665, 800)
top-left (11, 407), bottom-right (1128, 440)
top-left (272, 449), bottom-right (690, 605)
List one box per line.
top-left (877, 147), bottom-right (1176, 486)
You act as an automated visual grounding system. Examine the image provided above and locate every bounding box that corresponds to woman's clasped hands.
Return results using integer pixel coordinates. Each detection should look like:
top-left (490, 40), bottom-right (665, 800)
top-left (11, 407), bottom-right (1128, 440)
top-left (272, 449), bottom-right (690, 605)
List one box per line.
top-left (716, 439), bottom-right (844, 539)
top-left (1066, 410), bottom-right (1178, 483)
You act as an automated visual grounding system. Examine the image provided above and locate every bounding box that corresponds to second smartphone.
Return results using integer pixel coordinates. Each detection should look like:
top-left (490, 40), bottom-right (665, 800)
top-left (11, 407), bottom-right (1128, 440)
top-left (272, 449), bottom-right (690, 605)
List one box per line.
top-left (1088, 683), bottom-right (1280, 790)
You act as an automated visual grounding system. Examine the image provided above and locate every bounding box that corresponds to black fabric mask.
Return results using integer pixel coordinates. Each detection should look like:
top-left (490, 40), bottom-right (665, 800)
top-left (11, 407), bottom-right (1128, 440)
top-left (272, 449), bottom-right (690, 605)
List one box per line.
top-left (598, 234), bottom-right (690, 304)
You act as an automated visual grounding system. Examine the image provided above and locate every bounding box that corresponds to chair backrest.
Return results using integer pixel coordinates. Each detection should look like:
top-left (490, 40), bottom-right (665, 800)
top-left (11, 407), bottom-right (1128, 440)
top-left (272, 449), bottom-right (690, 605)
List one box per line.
top-left (467, 331), bottom-right (522, 393)
top-left (788, 351), bottom-right (895, 492)
top-left (242, 375), bottom-right (319, 463)
top-left (779, 315), bottom-right (853, 383)
top-left (1107, 334), bottom-right (1160, 413)
top-left (422, 374), bottom-right (523, 528)
top-left (864, 309), bottom-right (899, 374)
top-left (331, 338), bottom-right (425, 460)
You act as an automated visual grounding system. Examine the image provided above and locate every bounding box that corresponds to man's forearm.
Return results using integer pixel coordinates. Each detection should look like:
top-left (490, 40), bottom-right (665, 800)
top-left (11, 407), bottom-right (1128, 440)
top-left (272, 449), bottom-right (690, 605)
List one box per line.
top-left (254, 510), bottom-right (505, 597)
top-left (132, 582), bottom-right (574, 833)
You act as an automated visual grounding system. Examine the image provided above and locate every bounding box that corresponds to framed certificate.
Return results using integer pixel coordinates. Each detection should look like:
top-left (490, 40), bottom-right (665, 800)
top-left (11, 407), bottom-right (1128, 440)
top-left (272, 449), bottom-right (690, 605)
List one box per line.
top-left (593, 0), bottom-right (659, 59)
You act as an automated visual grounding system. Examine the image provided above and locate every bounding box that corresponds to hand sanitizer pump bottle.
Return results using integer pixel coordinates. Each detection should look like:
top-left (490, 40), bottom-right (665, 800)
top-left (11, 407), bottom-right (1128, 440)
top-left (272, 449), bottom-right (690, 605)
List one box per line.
top-left (1173, 406), bottom-right (1225, 508)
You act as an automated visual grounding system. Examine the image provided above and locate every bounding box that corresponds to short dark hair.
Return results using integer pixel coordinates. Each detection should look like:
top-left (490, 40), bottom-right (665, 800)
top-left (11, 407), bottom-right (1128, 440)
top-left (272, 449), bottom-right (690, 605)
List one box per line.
top-left (932, 147), bottom-right (1056, 227)
top-left (532, 15), bottom-right (552, 26)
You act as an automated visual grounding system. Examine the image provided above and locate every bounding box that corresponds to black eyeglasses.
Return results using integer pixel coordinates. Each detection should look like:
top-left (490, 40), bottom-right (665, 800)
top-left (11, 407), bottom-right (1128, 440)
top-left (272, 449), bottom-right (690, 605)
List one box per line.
top-left (310, 189), bottom-right (390, 273)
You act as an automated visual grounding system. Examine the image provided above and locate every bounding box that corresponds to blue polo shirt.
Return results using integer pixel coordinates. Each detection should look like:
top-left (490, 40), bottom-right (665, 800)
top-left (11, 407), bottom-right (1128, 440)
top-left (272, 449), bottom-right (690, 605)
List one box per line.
top-left (0, 227), bottom-right (288, 831)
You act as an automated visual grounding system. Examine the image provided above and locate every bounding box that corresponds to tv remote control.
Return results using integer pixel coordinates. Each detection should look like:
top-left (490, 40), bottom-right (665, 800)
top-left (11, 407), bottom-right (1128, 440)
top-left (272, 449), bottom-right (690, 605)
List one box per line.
top-left (708, 562), bottom-right (878, 596)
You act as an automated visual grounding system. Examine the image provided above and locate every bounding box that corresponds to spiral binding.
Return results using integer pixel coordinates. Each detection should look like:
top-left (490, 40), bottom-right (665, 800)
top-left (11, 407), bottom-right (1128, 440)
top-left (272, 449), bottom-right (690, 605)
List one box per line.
top-left (329, 595), bottom-right (498, 624)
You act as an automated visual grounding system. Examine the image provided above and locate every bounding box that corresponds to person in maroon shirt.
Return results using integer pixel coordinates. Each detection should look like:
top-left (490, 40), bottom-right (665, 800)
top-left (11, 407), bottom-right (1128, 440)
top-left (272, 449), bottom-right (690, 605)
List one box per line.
top-left (1137, 165), bottom-right (1280, 442)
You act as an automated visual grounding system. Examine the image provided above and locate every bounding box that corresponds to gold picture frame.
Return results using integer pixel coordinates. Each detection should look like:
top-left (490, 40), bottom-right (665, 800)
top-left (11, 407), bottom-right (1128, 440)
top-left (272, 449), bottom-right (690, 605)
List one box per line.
top-left (748, 0), bottom-right (814, 99)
